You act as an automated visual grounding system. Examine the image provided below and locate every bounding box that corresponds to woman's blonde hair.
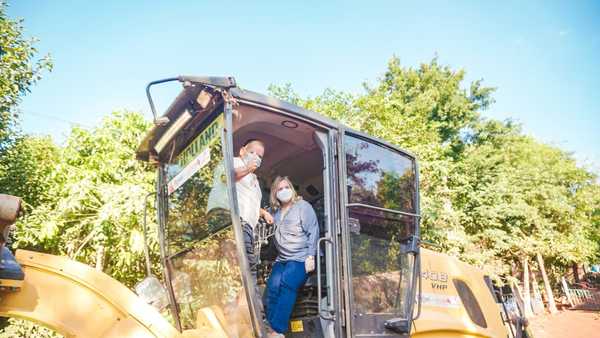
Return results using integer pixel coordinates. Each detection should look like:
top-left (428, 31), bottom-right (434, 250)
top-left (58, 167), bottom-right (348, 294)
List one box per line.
top-left (270, 176), bottom-right (302, 211)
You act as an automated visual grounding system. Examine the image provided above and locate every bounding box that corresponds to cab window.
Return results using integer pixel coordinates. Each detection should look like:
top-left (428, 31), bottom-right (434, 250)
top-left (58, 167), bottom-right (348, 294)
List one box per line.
top-left (345, 135), bottom-right (416, 212)
top-left (344, 134), bottom-right (418, 335)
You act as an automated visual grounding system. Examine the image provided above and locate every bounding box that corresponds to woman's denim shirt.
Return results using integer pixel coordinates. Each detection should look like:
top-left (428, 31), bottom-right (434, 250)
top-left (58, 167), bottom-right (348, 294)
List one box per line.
top-left (273, 199), bottom-right (319, 262)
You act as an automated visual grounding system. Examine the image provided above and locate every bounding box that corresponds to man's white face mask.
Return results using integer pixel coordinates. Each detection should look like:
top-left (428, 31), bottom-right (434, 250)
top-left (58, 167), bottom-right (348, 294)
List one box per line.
top-left (243, 152), bottom-right (262, 168)
top-left (276, 187), bottom-right (293, 203)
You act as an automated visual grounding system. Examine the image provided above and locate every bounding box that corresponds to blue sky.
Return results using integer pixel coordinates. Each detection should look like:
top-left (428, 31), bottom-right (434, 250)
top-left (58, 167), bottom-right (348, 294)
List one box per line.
top-left (8, 1), bottom-right (600, 173)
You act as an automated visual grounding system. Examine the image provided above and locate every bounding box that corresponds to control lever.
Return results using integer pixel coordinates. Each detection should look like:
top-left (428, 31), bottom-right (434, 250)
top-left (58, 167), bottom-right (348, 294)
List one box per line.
top-left (253, 217), bottom-right (276, 262)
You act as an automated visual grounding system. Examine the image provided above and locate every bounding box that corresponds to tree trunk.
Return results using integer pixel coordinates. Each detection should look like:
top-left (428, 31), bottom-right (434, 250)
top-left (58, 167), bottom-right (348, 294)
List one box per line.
top-left (531, 268), bottom-right (544, 314)
top-left (511, 260), bottom-right (518, 278)
top-left (561, 277), bottom-right (574, 307)
top-left (95, 245), bottom-right (105, 271)
top-left (512, 282), bottom-right (526, 320)
top-left (572, 263), bottom-right (580, 283)
top-left (522, 257), bottom-right (534, 318)
top-left (536, 252), bottom-right (558, 314)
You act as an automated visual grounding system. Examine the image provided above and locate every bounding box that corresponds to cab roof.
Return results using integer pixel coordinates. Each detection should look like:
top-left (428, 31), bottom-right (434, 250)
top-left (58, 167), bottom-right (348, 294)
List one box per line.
top-left (135, 76), bottom-right (415, 162)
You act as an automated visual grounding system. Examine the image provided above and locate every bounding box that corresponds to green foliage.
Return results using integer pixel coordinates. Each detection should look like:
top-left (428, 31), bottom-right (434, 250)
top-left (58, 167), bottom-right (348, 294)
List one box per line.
top-left (453, 128), bottom-right (599, 275)
top-left (0, 1), bottom-right (52, 150)
top-left (13, 111), bottom-right (160, 287)
top-left (269, 56), bottom-right (600, 280)
top-left (0, 0), bottom-right (55, 209)
top-left (0, 135), bottom-right (58, 206)
top-left (0, 318), bottom-right (61, 338)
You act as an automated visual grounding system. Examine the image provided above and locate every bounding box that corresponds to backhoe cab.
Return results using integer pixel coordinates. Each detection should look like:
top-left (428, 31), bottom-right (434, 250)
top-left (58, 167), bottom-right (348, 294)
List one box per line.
top-left (136, 76), bottom-right (421, 338)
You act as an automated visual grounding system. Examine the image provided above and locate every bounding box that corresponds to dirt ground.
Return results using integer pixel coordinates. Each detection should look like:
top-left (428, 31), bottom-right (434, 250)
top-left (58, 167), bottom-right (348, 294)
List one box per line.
top-left (528, 309), bottom-right (600, 338)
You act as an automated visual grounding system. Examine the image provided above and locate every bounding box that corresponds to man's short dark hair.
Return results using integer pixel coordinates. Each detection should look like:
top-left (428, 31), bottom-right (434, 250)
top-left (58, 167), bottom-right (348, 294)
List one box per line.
top-left (243, 139), bottom-right (265, 148)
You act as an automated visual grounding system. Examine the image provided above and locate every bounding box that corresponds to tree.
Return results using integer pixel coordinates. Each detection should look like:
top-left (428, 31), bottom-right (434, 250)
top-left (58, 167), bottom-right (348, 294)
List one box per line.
top-left (0, 1), bottom-right (55, 206)
top-left (0, 1), bottom-right (52, 150)
top-left (13, 111), bottom-right (159, 287)
top-left (536, 252), bottom-right (558, 313)
top-left (0, 135), bottom-right (58, 206)
top-left (269, 56), bottom-right (600, 285)
top-left (270, 57), bottom-right (498, 264)
top-left (0, 318), bottom-right (61, 338)
top-left (522, 257), bottom-right (534, 318)
top-left (0, 3), bottom-right (57, 335)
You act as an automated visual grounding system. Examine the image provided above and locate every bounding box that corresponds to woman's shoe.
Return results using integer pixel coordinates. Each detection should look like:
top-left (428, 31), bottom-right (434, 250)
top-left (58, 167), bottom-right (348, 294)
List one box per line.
top-left (264, 322), bottom-right (285, 338)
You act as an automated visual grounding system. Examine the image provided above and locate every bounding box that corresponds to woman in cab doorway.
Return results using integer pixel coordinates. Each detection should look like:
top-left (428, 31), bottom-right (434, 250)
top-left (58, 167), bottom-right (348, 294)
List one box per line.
top-left (265, 176), bottom-right (319, 337)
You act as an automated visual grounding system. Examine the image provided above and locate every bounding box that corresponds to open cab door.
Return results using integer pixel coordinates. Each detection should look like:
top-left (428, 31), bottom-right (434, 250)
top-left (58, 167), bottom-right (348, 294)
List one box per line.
top-left (137, 77), bottom-right (264, 337)
top-left (337, 130), bottom-right (421, 338)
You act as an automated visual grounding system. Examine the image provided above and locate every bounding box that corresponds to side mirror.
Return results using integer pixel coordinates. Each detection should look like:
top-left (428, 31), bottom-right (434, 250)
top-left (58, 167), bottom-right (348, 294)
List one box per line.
top-left (134, 192), bottom-right (169, 310)
top-left (135, 275), bottom-right (169, 310)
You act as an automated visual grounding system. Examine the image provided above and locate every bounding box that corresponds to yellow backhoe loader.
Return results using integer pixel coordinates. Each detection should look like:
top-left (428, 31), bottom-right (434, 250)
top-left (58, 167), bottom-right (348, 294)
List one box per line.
top-left (0, 76), bottom-right (530, 338)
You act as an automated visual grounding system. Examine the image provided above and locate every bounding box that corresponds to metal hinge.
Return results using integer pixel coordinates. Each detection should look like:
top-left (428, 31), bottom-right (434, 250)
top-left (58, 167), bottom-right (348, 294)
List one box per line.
top-left (331, 135), bottom-right (338, 157)
top-left (335, 216), bottom-right (342, 235)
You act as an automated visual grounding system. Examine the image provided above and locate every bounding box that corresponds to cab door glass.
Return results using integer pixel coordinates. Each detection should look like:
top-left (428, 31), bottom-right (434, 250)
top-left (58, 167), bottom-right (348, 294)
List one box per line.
top-left (344, 135), bottom-right (418, 335)
top-left (345, 136), bottom-right (416, 213)
top-left (165, 114), bottom-right (253, 336)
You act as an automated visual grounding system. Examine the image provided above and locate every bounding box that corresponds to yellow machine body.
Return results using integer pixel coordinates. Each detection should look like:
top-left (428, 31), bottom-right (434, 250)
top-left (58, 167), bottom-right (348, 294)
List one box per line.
top-left (0, 248), bottom-right (509, 338)
top-left (0, 249), bottom-right (179, 338)
top-left (413, 248), bottom-right (507, 338)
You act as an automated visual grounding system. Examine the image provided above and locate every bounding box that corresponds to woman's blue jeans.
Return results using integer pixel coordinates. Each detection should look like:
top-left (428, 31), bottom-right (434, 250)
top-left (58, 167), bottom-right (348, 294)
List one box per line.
top-left (266, 260), bottom-right (307, 333)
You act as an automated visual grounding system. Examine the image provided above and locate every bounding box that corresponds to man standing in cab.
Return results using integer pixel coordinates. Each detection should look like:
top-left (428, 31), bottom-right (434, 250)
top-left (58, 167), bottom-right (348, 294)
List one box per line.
top-left (234, 139), bottom-right (273, 316)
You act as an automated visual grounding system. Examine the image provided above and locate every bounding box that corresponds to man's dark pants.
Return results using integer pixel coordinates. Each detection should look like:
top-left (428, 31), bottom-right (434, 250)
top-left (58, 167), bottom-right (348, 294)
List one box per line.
top-left (242, 219), bottom-right (265, 319)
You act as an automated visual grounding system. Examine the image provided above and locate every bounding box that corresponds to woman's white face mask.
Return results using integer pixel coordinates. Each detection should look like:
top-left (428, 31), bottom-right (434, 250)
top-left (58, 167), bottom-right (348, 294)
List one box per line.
top-left (277, 187), bottom-right (293, 203)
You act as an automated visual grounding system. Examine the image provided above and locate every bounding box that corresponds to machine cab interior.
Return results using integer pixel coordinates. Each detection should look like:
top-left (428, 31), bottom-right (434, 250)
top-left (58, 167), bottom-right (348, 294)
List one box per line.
top-left (136, 77), bottom-right (421, 338)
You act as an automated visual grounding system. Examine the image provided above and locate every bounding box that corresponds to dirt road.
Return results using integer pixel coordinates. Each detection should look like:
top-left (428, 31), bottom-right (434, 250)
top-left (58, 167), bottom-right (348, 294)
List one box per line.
top-left (529, 310), bottom-right (600, 338)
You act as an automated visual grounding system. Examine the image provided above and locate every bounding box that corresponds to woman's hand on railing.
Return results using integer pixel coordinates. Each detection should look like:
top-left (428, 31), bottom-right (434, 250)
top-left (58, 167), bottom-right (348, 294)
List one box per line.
top-left (305, 256), bottom-right (315, 273)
